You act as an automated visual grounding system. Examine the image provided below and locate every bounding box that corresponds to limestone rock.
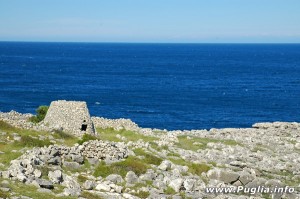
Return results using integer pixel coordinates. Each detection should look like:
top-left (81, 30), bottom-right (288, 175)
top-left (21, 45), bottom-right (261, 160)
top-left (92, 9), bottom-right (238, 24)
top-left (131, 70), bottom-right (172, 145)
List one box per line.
top-left (169, 178), bottom-right (183, 192)
top-left (125, 171), bottom-right (138, 184)
top-left (207, 169), bottom-right (240, 184)
top-left (43, 100), bottom-right (95, 136)
top-left (48, 170), bottom-right (63, 184)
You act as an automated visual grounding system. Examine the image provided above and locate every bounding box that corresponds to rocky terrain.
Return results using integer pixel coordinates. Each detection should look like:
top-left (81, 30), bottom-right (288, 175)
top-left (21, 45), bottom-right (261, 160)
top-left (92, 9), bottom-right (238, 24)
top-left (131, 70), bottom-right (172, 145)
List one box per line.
top-left (0, 110), bottom-right (300, 199)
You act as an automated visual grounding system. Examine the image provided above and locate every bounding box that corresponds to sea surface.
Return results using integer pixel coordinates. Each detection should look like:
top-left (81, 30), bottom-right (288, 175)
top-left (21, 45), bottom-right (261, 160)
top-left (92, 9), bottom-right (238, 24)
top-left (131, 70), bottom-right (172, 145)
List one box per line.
top-left (0, 42), bottom-right (300, 130)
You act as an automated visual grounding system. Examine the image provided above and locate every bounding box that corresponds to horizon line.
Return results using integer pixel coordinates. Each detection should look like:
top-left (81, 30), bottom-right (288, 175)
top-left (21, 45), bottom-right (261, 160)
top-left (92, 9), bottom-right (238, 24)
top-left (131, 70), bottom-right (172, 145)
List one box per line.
top-left (1, 40), bottom-right (300, 45)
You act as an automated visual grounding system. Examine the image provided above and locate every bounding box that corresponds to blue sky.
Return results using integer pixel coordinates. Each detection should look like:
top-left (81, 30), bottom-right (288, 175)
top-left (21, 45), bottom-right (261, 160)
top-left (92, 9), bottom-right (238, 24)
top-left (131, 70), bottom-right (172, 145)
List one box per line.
top-left (0, 0), bottom-right (299, 43)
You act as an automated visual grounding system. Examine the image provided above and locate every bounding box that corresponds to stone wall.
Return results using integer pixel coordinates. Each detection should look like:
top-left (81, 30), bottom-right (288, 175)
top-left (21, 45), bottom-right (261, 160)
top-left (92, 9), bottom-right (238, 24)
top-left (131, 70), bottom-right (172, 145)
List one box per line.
top-left (43, 100), bottom-right (95, 136)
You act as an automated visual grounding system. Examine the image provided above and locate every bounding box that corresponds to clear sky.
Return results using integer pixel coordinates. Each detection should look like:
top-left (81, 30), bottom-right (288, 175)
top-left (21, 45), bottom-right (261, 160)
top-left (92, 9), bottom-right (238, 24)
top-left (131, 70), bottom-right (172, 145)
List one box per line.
top-left (0, 0), bottom-right (300, 43)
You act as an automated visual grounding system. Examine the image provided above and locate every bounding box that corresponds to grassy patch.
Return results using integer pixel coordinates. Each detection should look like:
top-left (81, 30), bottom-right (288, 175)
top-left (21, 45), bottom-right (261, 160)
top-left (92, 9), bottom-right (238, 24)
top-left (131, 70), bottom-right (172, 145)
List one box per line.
top-left (167, 152), bottom-right (180, 157)
top-left (77, 175), bottom-right (89, 183)
top-left (53, 130), bottom-right (78, 146)
top-left (189, 163), bottom-right (211, 175)
top-left (0, 143), bottom-right (23, 167)
top-left (94, 156), bottom-right (148, 178)
top-left (17, 135), bottom-right (52, 147)
top-left (132, 191), bottom-right (150, 198)
top-left (81, 191), bottom-right (104, 199)
top-left (97, 128), bottom-right (157, 143)
top-left (165, 186), bottom-right (176, 195)
top-left (77, 134), bottom-right (98, 145)
top-left (133, 148), bottom-right (162, 165)
top-left (176, 136), bottom-right (241, 151)
top-left (168, 157), bottom-right (211, 175)
top-left (0, 120), bottom-right (50, 138)
top-left (0, 189), bottom-right (9, 198)
top-left (53, 130), bottom-right (74, 139)
top-left (2, 179), bottom-right (75, 199)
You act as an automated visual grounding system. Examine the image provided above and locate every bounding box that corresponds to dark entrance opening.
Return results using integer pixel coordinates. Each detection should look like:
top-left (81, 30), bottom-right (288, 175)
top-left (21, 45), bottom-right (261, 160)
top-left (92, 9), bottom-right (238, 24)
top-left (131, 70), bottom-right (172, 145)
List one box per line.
top-left (81, 120), bottom-right (87, 131)
top-left (81, 124), bottom-right (87, 131)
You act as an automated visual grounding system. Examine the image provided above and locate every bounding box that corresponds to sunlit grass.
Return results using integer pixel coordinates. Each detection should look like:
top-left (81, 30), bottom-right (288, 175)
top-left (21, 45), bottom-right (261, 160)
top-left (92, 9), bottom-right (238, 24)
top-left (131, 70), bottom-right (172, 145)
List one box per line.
top-left (94, 156), bottom-right (149, 178)
top-left (96, 127), bottom-right (158, 143)
top-left (176, 135), bottom-right (241, 151)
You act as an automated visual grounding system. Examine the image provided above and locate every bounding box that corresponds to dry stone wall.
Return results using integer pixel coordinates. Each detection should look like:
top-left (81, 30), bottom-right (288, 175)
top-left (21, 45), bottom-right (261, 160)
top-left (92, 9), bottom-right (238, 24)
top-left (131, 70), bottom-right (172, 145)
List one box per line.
top-left (43, 100), bottom-right (95, 136)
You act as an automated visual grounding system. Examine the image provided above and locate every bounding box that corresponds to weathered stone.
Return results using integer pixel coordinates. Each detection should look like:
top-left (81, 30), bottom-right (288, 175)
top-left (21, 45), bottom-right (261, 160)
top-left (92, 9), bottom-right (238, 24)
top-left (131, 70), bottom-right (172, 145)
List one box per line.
top-left (169, 178), bottom-right (183, 192)
top-left (83, 180), bottom-right (95, 190)
top-left (34, 169), bottom-right (42, 178)
top-left (48, 170), bottom-right (63, 184)
top-left (183, 179), bottom-right (196, 192)
top-left (63, 161), bottom-right (81, 170)
top-left (106, 174), bottom-right (124, 184)
top-left (43, 100), bottom-right (96, 136)
top-left (125, 171), bottom-right (138, 184)
top-left (33, 179), bottom-right (54, 189)
top-left (95, 183), bottom-right (111, 192)
top-left (158, 160), bottom-right (172, 171)
top-left (207, 169), bottom-right (240, 184)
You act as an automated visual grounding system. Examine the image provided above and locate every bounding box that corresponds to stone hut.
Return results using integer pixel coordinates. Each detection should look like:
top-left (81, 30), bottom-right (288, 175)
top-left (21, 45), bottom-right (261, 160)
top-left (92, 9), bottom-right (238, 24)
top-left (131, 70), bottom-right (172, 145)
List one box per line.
top-left (43, 100), bottom-right (95, 136)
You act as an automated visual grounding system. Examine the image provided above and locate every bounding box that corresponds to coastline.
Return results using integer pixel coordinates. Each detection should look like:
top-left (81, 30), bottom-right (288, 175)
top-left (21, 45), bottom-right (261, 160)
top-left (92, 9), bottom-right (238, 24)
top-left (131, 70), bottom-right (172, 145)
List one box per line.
top-left (0, 110), bottom-right (300, 198)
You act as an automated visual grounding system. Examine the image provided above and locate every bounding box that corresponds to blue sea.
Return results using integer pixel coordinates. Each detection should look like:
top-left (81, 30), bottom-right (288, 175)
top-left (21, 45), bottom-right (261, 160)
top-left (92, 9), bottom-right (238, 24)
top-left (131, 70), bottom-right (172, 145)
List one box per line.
top-left (0, 42), bottom-right (300, 130)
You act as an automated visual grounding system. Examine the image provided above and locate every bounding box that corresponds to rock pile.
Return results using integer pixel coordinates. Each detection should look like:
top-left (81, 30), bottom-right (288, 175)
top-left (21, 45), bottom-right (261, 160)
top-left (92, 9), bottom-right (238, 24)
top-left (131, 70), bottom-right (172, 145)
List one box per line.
top-left (92, 117), bottom-right (139, 131)
top-left (1, 140), bottom-right (128, 196)
top-left (81, 140), bottom-right (128, 162)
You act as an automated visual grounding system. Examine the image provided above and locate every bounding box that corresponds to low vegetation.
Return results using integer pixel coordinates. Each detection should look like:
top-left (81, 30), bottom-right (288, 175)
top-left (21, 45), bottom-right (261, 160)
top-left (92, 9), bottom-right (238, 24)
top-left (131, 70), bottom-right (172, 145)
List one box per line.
top-left (77, 133), bottom-right (98, 145)
top-left (29, 105), bottom-right (49, 123)
top-left (94, 156), bottom-right (149, 178)
top-left (133, 148), bottom-right (162, 165)
top-left (176, 135), bottom-right (241, 151)
top-left (17, 135), bottom-right (52, 147)
top-left (96, 127), bottom-right (158, 143)
top-left (1, 179), bottom-right (75, 199)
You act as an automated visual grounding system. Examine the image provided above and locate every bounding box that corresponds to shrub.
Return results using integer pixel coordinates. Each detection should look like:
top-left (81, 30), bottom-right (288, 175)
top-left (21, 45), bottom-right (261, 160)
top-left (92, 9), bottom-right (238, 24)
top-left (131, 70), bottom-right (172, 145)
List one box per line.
top-left (77, 134), bottom-right (98, 145)
top-left (189, 163), bottom-right (211, 175)
top-left (29, 105), bottom-right (49, 123)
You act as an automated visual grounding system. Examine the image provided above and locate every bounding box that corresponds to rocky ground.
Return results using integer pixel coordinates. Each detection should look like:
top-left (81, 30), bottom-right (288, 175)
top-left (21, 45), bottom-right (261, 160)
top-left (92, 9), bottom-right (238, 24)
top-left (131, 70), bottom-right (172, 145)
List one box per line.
top-left (0, 110), bottom-right (300, 199)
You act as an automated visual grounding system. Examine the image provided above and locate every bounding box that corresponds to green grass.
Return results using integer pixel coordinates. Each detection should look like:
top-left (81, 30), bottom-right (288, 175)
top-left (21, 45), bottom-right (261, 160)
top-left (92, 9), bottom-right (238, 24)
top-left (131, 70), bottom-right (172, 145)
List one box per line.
top-left (63, 159), bottom-right (91, 173)
top-left (80, 191), bottom-right (104, 199)
top-left (37, 166), bottom-right (51, 179)
top-left (0, 189), bottom-right (9, 198)
top-left (0, 143), bottom-right (23, 167)
top-left (53, 129), bottom-right (74, 139)
top-left (0, 120), bottom-right (54, 168)
top-left (165, 186), bottom-right (176, 195)
top-left (94, 156), bottom-right (149, 178)
top-left (133, 148), bottom-right (162, 165)
top-left (29, 105), bottom-right (49, 123)
top-left (96, 127), bottom-right (158, 143)
top-left (176, 135), bottom-right (241, 151)
top-left (132, 191), bottom-right (150, 198)
top-left (53, 130), bottom-right (79, 146)
top-left (17, 135), bottom-right (52, 147)
top-left (0, 120), bottom-right (50, 137)
top-left (189, 163), bottom-right (211, 175)
top-left (77, 134), bottom-right (98, 145)
top-left (168, 157), bottom-right (211, 175)
top-left (77, 175), bottom-right (89, 183)
top-left (1, 179), bottom-right (75, 199)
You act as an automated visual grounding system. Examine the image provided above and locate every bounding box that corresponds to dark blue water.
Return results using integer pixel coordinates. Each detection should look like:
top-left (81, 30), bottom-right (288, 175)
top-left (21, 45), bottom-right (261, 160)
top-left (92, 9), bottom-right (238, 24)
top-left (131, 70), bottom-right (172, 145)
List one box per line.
top-left (0, 42), bottom-right (300, 130)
